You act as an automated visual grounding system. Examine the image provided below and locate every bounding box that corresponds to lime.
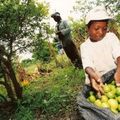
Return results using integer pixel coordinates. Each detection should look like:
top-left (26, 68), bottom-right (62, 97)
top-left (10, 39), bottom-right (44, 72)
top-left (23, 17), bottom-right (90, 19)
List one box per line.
top-left (111, 80), bottom-right (115, 85)
top-left (111, 108), bottom-right (118, 114)
top-left (89, 91), bottom-right (94, 96)
top-left (103, 84), bottom-right (111, 93)
top-left (101, 102), bottom-right (110, 108)
top-left (101, 95), bottom-right (108, 102)
top-left (116, 96), bottom-right (120, 103)
top-left (106, 91), bottom-right (115, 99)
top-left (118, 104), bottom-right (120, 112)
top-left (94, 99), bottom-right (102, 108)
top-left (116, 87), bottom-right (120, 96)
top-left (88, 95), bottom-right (96, 103)
top-left (108, 84), bottom-right (116, 91)
top-left (108, 99), bottom-right (118, 110)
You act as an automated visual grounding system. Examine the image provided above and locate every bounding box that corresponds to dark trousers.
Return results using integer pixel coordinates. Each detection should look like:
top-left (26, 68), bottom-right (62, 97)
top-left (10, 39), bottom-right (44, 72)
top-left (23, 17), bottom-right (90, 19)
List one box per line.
top-left (61, 39), bottom-right (82, 68)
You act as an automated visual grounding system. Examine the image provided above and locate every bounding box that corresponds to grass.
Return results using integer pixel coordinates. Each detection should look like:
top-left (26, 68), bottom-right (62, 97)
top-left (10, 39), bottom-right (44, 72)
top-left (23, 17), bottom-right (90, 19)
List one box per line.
top-left (0, 55), bottom-right (85, 120)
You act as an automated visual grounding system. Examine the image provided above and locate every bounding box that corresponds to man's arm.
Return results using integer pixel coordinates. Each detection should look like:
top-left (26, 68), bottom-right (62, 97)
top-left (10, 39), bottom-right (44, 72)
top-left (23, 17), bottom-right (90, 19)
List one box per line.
top-left (60, 21), bottom-right (71, 35)
top-left (85, 67), bottom-right (100, 81)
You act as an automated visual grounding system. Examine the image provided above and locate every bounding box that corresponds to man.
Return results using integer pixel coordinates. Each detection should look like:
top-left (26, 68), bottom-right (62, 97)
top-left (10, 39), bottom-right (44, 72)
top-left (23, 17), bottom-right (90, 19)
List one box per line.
top-left (81, 5), bottom-right (120, 96)
top-left (51, 12), bottom-right (82, 68)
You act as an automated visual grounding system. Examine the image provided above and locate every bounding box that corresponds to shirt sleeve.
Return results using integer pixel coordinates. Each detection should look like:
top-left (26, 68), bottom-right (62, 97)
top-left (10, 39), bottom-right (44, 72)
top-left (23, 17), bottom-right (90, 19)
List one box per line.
top-left (80, 43), bottom-right (94, 70)
top-left (60, 21), bottom-right (71, 35)
top-left (110, 33), bottom-right (120, 61)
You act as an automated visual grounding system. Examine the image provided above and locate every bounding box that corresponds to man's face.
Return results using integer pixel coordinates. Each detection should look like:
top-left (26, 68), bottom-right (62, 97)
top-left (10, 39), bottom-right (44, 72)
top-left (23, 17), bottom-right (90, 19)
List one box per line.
top-left (88, 21), bottom-right (108, 42)
top-left (53, 16), bottom-right (61, 22)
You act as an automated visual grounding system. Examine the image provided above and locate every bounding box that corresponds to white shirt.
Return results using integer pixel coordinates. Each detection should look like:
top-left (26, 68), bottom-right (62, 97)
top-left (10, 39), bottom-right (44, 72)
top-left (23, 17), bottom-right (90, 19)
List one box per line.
top-left (80, 32), bottom-right (120, 84)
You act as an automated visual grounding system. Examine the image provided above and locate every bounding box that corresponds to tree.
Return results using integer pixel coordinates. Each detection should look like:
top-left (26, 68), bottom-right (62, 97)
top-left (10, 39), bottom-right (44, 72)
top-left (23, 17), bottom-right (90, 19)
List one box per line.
top-left (32, 40), bottom-right (51, 61)
top-left (0, 0), bottom-right (49, 101)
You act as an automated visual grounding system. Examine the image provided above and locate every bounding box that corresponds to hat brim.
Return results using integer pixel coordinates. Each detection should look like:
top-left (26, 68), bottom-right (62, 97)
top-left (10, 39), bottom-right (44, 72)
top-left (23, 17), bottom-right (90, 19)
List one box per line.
top-left (86, 18), bottom-right (113, 24)
top-left (85, 6), bottom-right (113, 24)
top-left (51, 13), bottom-right (60, 18)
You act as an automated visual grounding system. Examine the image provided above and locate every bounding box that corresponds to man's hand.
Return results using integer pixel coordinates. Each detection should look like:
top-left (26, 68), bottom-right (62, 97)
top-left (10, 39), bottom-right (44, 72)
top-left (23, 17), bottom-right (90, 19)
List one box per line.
top-left (85, 67), bottom-right (104, 96)
top-left (56, 31), bottom-right (62, 35)
top-left (56, 31), bottom-right (64, 39)
top-left (97, 78), bottom-right (104, 93)
top-left (91, 78), bottom-right (104, 97)
top-left (114, 71), bottom-right (120, 86)
top-left (91, 79), bottom-right (100, 91)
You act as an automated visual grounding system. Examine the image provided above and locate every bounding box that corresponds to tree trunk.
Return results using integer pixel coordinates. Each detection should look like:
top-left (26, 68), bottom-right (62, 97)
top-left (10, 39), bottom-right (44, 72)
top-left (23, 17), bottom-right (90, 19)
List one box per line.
top-left (2, 67), bottom-right (16, 101)
top-left (0, 46), bottom-right (22, 100)
top-left (4, 60), bottom-right (23, 99)
top-left (0, 62), bottom-right (16, 101)
top-left (4, 81), bottom-right (16, 101)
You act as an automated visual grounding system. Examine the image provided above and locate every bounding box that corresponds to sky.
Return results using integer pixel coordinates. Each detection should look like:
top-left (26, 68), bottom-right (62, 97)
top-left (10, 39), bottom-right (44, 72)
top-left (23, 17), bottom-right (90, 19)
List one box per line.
top-left (40, 0), bottom-right (78, 21)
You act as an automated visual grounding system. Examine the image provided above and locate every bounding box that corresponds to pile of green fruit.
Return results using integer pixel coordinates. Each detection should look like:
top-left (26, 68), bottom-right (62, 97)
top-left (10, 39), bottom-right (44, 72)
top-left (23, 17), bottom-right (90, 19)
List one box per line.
top-left (87, 81), bottom-right (120, 113)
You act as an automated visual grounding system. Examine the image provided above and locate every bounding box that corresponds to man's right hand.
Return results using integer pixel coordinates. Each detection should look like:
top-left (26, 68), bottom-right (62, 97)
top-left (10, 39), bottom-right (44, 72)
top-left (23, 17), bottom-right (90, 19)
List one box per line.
top-left (56, 31), bottom-right (62, 35)
top-left (85, 67), bottom-right (104, 96)
top-left (91, 78), bottom-right (104, 97)
top-left (91, 79), bottom-right (100, 91)
top-left (56, 31), bottom-right (64, 40)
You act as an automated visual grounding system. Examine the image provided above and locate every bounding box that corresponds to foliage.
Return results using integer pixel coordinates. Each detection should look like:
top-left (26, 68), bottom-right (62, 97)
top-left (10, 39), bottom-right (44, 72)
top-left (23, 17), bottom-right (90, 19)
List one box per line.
top-left (21, 58), bottom-right (33, 67)
top-left (14, 105), bottom-right (34, 120)
top-left (73, 0), bottom-right (120, 19)
top-left (70, 20), bottom-right (86, 49)
top-left (73, 0), bottom-right (97, 19)
top-left (0, 0), bottom-right (49, 101)
top-left (0, 85), bottom-right (7, 102)
top-left (32, 40), bottom-right (51, 62)
top-left (9, 63), bottom-right (85, 119)
top-left (32, 22), bottom-right (55, 62)
top-left (0, 0), bottom-right (49, 55)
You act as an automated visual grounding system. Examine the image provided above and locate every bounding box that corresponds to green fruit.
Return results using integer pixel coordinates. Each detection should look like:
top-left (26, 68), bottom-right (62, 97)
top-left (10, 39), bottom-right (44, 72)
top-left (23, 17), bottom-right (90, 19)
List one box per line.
top-left (106, 91), bottom-right (115, 99)
top-left (108, 99), bottom-right (118, 110)
top-left (89, 91), bottom-right (94, 95)
top-left (108, 84), bottom-right (116, 91)
top-left (116, 87), bottom-right (120, 96)
top-left (103, 84), bottom-right (111, 93)
top-left (94, 99), bottom-right (102, 108)
top-left (101, 95), bottom-right (108, 102)
top-left (111, 108), bottom-right (118, 114)
top-left (87, 98), bottom-right (90, 102)
top-left (111, 80), bottom-right (115, 85)
top-left (116, 96), bottom-right (120, 103)
top-left (117, 104), bottom-right (120, 112)
top-left (89, 95), bottom-right (96, 103)
top-left (101, 102), bottom-right (110, 108)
